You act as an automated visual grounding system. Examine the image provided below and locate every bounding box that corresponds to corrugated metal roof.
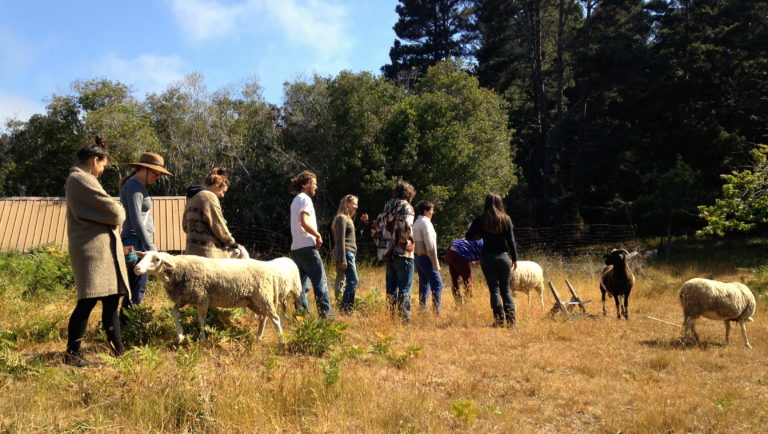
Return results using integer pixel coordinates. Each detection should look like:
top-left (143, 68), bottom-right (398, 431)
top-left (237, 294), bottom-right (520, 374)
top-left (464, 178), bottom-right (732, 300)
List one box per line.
top-left (0, 197), bottom-right (187, 252)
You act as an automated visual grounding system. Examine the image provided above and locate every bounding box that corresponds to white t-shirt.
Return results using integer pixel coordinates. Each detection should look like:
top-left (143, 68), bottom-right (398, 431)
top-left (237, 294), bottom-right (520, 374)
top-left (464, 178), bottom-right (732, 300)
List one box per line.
top-left (290, 192), bottom-right (317, 250)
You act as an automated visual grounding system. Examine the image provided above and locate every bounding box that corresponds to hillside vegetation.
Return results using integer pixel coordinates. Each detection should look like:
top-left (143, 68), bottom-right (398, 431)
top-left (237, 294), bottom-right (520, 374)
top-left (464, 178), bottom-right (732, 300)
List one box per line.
top-left (1, 241), bottom-right (767, 433)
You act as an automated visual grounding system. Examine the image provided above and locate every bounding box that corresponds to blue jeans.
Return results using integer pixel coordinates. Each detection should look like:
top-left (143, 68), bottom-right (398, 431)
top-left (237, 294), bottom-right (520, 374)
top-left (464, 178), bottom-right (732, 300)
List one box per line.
top-left (385, 256), bottom-right (414, 322)
top-left (415, 255), bottom-right (443, 313)
top-left (120, 237), bottom-right (149, 325)
top-left (291, 246), bottom-right (333, 318)
top-left (340, 250), bottom-right (359, 313)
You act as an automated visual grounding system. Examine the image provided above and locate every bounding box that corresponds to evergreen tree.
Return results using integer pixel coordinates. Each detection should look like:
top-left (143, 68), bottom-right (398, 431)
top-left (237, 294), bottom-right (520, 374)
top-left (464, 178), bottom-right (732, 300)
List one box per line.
top-left (382, 0), bottom-right (478, 83)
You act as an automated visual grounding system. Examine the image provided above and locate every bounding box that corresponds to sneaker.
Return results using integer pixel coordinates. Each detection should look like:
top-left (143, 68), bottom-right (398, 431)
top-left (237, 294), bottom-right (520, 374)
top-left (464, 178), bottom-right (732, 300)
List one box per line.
top-left (64, 351), bottom-right (93, 368)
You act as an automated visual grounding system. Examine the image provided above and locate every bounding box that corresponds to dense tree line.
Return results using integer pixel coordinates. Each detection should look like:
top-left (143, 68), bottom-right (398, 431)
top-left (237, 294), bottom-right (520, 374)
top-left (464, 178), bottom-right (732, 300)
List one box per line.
top-left (0, 64), bottom-right (513, 245)
top-left (1, 0), bottom-right (766, 246)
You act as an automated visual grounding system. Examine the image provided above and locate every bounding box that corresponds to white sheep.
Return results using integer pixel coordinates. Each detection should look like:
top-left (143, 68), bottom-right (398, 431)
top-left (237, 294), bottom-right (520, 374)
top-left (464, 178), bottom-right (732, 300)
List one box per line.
top-left (510, 261), bottom-right (545, 308)
top-left (679, 278), bottom-right (756, 348)
top-left (134, 252), bottom-right (300, 343)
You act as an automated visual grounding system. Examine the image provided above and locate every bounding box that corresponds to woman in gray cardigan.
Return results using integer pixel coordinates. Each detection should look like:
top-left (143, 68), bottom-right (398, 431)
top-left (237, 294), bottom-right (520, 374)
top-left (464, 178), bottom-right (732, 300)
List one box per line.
top-left (65, 137), bottom-right (130, 367)
top-left (332, 194), bottom-right (368, 313)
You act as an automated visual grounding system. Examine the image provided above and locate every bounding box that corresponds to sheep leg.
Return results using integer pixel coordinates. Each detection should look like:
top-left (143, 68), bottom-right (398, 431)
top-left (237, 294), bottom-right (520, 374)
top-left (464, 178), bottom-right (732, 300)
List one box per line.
top-left (197, 301), bottom-right (209, 340)
top-left (613, 295), bottom-right (621, 320)
top-left (538, 287), bottom-right (545, 308)
top-left (622, 293), bottom-right (629, 320)
top-left (739, 321), bottom-right (752, 349)
top-left (683, 316), bottom-right (700, 345)
top-left (171, 305), bottom-right (186, 343)
top-left (256, 315), bottom-right (268, 340)
top-left (269, 312), bottom-right (285, 344)
top-left (724, 321), bottom-right (731, 346)
top-left (600, 286), bottom-right (607, 316)
top-left (527, 291), bottom-right (531, 308)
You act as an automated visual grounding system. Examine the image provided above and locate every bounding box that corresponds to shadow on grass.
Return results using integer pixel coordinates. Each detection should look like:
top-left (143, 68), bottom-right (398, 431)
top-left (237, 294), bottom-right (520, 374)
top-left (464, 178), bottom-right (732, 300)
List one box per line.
top-left (640, 338), bottom-right (725, 350)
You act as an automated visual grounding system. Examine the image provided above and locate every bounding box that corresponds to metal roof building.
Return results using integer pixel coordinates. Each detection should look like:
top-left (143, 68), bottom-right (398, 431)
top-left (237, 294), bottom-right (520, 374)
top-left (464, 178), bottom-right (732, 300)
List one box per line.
top-left (0, 197), bottom-right (187, 252)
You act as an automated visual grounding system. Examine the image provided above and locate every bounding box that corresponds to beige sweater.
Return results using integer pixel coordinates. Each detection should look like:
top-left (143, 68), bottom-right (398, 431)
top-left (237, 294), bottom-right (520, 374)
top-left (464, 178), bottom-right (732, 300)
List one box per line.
top-left (182, 190), bottom-right (235, 258)
top-left (65, 166), bottom-right (130, 300)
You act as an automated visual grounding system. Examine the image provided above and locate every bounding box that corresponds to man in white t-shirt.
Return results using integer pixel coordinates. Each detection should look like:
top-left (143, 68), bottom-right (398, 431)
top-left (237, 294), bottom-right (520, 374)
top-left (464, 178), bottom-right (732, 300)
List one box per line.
top-left (289, 170), bottom-right (333, 318)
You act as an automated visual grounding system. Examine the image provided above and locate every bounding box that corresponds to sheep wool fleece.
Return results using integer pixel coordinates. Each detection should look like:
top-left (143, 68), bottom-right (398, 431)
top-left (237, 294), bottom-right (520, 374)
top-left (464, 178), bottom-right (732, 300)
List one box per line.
top-left (161, 256), bottom-right (285, 315)
top-left (65, 166), bottom-right (130, 300)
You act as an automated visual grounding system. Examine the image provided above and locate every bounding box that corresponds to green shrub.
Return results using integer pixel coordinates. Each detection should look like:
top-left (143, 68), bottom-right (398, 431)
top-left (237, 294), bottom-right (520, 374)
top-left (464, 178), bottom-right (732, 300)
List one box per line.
top-left (0, 244), bottom-right (73, 298)
top-left (285, 315), bottom-right (347, 356)
top-left (120, 305), bottom-right (176, 347)
top-left (354, 287), bottom-right (386, 314)
top-left (370, 333), bottom-right (422, 370)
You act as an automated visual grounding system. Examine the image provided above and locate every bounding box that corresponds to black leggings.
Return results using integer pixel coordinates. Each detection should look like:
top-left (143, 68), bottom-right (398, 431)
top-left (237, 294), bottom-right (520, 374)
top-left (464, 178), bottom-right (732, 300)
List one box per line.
top-left (67, 294), bottom-right (124, 355)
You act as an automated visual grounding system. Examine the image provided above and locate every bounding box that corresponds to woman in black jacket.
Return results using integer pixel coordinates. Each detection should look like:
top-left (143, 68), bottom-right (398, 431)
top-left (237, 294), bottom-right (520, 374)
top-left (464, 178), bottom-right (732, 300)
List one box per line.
top-left (465, 193), bottom-right (518, 327)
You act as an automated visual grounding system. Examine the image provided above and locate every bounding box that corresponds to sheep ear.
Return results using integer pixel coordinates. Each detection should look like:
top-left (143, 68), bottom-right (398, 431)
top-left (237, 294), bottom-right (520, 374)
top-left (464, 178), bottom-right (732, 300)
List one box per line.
top-left (162, 258), bottom-right (174, 269)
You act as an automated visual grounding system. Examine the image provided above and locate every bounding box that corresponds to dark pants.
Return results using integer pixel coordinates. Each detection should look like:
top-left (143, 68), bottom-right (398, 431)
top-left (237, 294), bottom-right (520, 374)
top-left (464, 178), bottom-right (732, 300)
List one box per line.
top-left (480, 253), bottom-right (515, 326)
top-left (67, 294), bottom-right (124, 356)
top-left (415, 255), bottom-right (443, 313)
top-left (445, 249), bottom-right (472, 302)
top-left (291, 246), bottom-right (333, 318)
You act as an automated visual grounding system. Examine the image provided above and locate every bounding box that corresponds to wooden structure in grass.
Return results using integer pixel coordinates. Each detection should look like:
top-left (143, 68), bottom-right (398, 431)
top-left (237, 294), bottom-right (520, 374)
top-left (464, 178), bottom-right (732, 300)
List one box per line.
top-left (548, 279), bottom-right (591, 320)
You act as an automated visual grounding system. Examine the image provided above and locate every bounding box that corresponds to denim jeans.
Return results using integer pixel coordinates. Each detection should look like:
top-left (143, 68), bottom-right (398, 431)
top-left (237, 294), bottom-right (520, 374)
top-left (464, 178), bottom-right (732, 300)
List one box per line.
top-left (291, 246), bottom-right (333, 318)
top-left (385, 255), bottom-right (414, 322)
top-left (340, 250), bottom-right (359, 313)
top-left (415, 255), bottom-right (443, 313)
top-left (480, 253), bottom-right (515, 326)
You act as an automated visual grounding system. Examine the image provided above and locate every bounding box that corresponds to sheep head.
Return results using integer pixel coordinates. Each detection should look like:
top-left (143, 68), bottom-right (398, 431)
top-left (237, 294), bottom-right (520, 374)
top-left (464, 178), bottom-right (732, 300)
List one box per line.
top-left (134, 251), bottom-right (175, 275)
top-left (604, 249), bottom-right (630, 266)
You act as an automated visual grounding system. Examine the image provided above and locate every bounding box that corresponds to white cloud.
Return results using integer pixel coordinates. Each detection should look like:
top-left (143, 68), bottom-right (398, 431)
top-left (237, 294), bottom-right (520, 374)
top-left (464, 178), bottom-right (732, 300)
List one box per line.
top-left (170, 0), bottom-right (352, 67)
top-left (169, 0), bottom-right (247, 42)
top-left (0, 91), bottom-right (45, 125)
top-left (93, 53), bottom-right (189, 96)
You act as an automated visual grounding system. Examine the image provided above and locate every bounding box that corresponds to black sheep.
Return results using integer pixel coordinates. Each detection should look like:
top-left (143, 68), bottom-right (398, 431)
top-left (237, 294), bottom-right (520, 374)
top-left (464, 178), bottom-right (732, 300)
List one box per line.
top-left (600, 249), bottom-right (635, 320)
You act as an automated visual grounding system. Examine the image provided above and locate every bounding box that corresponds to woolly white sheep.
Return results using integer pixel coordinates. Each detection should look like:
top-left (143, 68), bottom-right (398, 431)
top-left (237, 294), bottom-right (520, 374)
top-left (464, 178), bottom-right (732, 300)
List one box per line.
top-left (679, 278), bottom-right (756, 348)
top-left (134, 252), bottom-right (300, 343)
top-left (510, 261), bottom-right (545, 308)
top-left (600, 249), bottom-right (635, 320)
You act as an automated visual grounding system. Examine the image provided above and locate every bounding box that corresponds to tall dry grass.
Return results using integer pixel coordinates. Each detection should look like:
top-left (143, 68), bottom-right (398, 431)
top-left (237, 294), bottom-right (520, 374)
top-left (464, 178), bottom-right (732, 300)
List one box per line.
top-left (1, 247), bottom-right (767, 433)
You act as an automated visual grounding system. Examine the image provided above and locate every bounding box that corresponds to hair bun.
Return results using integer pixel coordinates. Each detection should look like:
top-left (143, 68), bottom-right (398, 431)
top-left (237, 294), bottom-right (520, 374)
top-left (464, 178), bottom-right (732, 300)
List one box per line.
top-left (94, 136), bottom-right (104, 146)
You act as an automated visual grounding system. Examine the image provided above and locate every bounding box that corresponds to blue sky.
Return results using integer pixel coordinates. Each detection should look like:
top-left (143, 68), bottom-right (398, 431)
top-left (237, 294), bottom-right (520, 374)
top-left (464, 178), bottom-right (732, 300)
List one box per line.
top-left (0, 0), bottom-right (399, 124)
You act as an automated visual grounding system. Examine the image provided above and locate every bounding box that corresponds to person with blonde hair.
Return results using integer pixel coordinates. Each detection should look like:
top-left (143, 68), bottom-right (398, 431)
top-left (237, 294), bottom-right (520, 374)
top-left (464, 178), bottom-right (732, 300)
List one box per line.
top-left (465, 193), bottom-right (518, 327)
top-left (332, 194), bottom-right (368, 313)
top-left (183, 167), bottom-right (240, 258)
top-left (64, 136), bottom-right (129, 366)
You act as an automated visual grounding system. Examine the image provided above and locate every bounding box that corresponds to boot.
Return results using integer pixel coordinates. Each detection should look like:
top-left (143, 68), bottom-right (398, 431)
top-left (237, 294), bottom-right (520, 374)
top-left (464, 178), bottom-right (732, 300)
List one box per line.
top-left (64, 350), bottom-right (93, 368)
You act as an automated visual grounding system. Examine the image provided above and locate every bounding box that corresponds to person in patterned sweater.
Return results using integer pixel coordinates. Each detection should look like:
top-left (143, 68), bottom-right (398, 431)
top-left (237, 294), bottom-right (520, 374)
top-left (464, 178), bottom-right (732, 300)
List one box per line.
top-left (182, 167), bottom-right (239, 258)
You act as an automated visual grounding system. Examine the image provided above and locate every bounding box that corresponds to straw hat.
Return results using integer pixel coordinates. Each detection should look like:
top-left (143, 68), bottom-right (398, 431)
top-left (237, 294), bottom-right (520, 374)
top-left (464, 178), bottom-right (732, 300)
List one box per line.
top-left (127, 152), bottom-right (174, 176)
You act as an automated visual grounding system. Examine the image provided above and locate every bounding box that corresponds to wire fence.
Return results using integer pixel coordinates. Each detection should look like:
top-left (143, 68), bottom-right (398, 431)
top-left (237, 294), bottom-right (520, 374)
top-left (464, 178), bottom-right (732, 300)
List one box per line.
top-left (231, 223), bottom-right (637, 260)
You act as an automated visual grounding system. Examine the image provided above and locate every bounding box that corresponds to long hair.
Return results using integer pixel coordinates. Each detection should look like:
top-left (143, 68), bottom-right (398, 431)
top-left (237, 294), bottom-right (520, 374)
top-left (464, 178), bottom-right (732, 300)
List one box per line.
top-left (393, 180), bottom-right (416, 202)
top-left (205, 167), bottom-right (229, 187)
top-left (76, 135), bottom-right (109, 164)
top-left (119, 168), bottom-right (140, 189)
top-left (481, 193), bottom-right (512, 234)
top-left (336, 194), bottom-right (358, 218)
top-left (289, 170), bottom-right (316, 194)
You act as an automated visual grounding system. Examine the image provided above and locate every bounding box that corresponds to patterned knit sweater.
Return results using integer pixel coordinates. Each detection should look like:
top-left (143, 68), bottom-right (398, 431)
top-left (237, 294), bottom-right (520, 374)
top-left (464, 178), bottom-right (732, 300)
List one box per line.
top-left (182, 190), bottom-right (235, 258)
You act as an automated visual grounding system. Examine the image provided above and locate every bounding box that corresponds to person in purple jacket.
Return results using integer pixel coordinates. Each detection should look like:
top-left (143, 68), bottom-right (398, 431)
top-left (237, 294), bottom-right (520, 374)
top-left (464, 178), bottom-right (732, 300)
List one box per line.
top-left (444, 237), bottom-right (483, 304)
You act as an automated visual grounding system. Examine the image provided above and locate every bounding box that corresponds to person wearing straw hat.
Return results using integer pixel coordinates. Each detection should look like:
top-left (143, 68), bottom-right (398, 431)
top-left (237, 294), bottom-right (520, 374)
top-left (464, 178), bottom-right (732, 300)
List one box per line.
top-left (118, 152), bottom-right (173, 323)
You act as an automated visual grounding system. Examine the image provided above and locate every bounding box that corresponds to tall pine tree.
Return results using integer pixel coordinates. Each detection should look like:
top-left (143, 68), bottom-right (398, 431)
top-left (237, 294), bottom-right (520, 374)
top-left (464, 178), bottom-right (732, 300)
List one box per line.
top-left (382, 0), bottom-right (478, 83)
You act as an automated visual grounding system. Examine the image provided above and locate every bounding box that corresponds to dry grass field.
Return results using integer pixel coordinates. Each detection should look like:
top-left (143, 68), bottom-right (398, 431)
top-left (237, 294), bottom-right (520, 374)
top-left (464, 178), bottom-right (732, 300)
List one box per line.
top-left (1, 242), bottom-right (767, 433)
